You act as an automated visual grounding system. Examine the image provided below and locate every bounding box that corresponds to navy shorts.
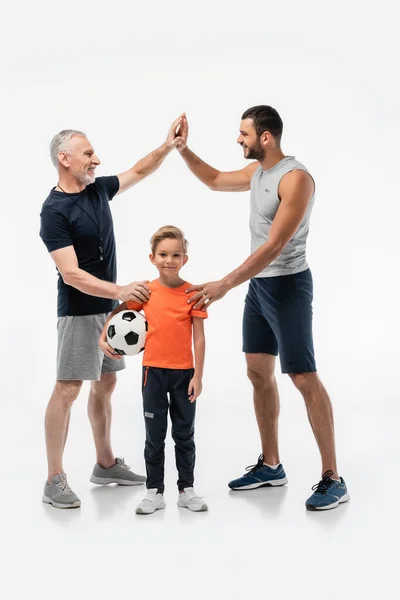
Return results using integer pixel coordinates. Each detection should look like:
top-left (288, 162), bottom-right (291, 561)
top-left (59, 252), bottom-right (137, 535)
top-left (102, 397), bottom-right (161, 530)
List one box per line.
top-left (242, 268), bottom-right (317, 374)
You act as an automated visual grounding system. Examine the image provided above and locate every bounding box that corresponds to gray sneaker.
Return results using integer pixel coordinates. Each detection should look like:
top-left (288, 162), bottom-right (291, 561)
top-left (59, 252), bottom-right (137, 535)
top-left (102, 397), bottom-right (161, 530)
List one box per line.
top-left (42, 473), bottom-right (81, 509)
top-left (90, 457), bottom-right (146, 486)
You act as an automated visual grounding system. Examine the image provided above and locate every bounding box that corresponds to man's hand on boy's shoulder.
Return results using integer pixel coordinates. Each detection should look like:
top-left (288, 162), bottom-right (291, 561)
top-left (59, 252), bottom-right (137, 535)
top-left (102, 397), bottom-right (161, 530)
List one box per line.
top-left (117, 280), bottom-right (151, 303)
top-left (186, 279), bottom-right (229, 310)
top-left (188, 376), bottom-right (202, 403)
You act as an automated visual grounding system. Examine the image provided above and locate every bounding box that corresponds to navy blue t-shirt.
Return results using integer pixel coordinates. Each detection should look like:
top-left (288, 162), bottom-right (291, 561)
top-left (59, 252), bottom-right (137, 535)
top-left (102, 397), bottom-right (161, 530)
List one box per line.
top-left (40, 176), bottom-right (120, 317)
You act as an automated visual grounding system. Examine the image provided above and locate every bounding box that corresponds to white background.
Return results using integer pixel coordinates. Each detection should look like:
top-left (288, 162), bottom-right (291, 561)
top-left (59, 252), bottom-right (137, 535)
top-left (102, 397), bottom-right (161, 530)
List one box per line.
top-left (1, 0), bottom-right (398, 598)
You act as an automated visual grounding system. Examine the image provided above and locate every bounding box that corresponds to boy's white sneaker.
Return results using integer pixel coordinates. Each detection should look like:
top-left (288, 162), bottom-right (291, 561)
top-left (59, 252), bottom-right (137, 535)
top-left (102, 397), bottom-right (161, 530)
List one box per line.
top-left (177, 487), bottom-right (208, 512)
top-left (135, 488), bottom-right (166, 515)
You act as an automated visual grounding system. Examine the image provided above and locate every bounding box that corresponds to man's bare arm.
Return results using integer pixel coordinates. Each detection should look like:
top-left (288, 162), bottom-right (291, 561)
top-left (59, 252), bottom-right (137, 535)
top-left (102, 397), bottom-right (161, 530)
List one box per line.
top-left (222, 170), bottom-right (314, 287)
top-left (177, 115), bottom-right (257, 191)
top-left (116, 115), bottom-right (184, 195)
top-left (50, 246), bottom-right (150, 303)
top-left (179, 147), bottom-right (257, 191)
top-left (186, 170), bottom-right (315, 308)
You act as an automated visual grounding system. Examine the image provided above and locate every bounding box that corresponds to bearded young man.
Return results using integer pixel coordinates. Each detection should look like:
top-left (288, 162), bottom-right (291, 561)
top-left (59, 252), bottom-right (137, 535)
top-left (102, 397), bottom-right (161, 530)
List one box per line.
top-left (177, 106), bottom-right (349, 511)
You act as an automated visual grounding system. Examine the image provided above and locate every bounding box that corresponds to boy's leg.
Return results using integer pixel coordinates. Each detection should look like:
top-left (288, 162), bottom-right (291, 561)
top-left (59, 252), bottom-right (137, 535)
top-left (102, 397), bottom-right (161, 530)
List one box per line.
top-left (142, 367), bottom-right (169, 493)
top-left (169, 369), bottom-right (196, 491)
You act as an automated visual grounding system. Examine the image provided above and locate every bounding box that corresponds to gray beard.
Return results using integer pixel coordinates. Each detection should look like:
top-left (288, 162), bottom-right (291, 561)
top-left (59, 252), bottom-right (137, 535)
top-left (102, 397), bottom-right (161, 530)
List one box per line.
top-left (73, 170), bottom-right (95, 186)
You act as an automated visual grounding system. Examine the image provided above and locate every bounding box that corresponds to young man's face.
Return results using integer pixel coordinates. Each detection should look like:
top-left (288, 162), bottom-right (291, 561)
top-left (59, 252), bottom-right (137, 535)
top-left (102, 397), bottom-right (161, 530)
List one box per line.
top-left (237, 118), bottom-right (265, 161)
top-left (60, 135), bottom-right (101, 185)
top-left (150, 239), bottom-right (188, 277)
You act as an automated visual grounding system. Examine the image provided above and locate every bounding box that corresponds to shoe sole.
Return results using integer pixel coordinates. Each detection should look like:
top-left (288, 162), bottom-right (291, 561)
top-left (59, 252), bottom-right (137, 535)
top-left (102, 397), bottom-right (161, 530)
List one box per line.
top-left (42, 495), bottom-right (81, 509)
top-left (90, 476), bottom-right (145, 486)
top-left (228, 477), bottom-right (288, 490)
top-left (177, 502), bottom-right (208, 512)
top-left (136, 503), bottom-right (166, 515)
top-left (306, 493), bottom-right (350, 511)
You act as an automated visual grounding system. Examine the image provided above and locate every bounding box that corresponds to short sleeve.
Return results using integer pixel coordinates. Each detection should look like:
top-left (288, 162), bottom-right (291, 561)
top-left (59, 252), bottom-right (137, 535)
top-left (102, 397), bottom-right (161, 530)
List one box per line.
top-left (40, 207), bottom-right (73, 253)
top-left (126, 300), bottom-right (144, 312)
top-left (93, 176), bottom-right (120, 202)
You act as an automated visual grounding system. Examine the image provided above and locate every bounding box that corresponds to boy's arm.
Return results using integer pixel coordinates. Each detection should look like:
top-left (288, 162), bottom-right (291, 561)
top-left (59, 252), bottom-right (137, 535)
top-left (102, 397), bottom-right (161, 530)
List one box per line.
top-left (99, 302), bottom-right (129, 360)
top-left (188, 317), bottom-right (206, 403)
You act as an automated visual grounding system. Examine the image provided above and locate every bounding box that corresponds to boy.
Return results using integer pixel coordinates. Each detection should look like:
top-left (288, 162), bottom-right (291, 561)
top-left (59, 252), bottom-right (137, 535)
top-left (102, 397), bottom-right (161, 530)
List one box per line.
top-left (99, 226), bottom-right (208, 514)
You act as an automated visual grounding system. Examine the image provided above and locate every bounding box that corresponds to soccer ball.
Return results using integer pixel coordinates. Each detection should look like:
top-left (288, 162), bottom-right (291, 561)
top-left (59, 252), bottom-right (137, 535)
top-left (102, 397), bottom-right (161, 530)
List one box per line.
top-left (107, 310), bottom-right (147, 356)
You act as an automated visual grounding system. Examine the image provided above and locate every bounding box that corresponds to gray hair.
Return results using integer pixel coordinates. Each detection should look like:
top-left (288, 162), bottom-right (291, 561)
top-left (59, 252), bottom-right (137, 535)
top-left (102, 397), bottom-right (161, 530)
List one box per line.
top-left (50, 129), bottom-right (86, 168)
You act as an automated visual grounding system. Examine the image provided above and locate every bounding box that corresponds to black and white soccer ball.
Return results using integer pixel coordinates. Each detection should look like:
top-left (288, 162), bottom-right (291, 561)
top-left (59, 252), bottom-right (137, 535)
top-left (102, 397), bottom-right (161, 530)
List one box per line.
top-left (107, 310), bottom-right (147, 356)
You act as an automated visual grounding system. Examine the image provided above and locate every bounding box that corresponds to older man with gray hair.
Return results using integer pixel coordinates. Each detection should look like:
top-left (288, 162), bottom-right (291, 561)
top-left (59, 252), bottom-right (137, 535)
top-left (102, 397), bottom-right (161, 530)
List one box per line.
top-left (40, 116), bottom-right (184, 508)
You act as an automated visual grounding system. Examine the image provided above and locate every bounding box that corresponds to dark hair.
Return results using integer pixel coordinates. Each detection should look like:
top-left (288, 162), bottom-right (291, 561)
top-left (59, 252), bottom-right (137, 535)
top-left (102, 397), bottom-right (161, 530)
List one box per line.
top-left (241, 105), bottom-right (283, 144)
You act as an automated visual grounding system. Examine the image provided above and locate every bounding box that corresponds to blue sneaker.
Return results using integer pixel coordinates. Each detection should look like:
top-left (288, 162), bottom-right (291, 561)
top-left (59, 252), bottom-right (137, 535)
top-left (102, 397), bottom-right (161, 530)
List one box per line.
top-left (306, 470), bottom-right (350, 511)
top-left (228, 454), bottom-right (288, 490)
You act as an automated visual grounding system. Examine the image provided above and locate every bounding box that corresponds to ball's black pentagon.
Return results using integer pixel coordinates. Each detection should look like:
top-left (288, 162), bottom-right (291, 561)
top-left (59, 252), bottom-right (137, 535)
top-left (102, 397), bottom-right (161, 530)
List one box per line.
top-left (145, 321), bottom-right (148, 332)
top-left (125, 331), bottom-right (139, 345)
top-left (114, 348), bottom-right (126, 356)
top-left (107, 325), bottom-right (116, 338)
top-left (122, 312), bottom-right (136, 322)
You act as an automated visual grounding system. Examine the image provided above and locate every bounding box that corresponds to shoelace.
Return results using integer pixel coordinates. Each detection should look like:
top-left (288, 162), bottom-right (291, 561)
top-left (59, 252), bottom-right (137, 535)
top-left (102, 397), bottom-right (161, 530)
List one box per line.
top-left (245, 454), bottom-right (265, 475)
top-left (311, 470), bottom-right (335, 495)
top-left (117, 458), bottom-right (131, 471)
top-left (56, 474), bottom-right (72, 494)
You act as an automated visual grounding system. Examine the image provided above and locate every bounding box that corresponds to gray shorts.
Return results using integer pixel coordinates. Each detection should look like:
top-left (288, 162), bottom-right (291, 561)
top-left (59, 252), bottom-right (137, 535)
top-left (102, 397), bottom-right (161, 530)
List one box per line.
top-left (57, 313), bottom-right (126, 381)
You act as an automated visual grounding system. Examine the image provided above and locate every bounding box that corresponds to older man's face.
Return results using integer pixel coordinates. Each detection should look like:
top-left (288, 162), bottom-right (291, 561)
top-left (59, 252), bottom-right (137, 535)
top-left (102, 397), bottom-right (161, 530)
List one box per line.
top-left (62, 135), bottom-right (101, 185)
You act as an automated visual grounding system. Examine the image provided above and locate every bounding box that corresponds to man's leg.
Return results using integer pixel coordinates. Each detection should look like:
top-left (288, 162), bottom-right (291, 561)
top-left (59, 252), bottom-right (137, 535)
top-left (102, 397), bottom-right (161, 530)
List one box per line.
top-left (246, 353), bottom-right (280, 465)
top-left (228, 352), bottom-right (287, 490)
top-left (45, 380), bottom-right (83, 481)
top-left (45, 381), bottom-right (82, 482)
top-left (88, 372), bottom-right (116, 467)
top-left (289, 372), bottom-right (338, 478)
top-left (228, 280), bottom-right (288, 490)
top-left (43, 379), bottom-right (83, 508)
top-left (88, 371), bottom-right (147, 486)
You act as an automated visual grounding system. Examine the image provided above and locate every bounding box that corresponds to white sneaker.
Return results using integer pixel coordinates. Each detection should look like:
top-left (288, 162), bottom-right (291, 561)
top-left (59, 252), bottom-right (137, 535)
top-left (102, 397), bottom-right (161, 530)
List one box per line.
top-left (135, 488), bottom-right (166, 515)
top-left (177, 487), bottom-right (208, 512)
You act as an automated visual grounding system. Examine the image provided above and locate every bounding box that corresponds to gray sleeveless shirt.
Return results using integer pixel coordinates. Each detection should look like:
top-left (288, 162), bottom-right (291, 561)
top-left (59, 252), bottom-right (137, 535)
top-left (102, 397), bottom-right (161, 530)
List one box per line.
top-left (250, 156), bottom-right (315, 277)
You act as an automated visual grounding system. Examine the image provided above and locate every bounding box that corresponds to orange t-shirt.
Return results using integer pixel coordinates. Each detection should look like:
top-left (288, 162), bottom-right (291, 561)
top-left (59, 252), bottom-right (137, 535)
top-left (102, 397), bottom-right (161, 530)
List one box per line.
top-left (126, 279), bottom-right (207, 369)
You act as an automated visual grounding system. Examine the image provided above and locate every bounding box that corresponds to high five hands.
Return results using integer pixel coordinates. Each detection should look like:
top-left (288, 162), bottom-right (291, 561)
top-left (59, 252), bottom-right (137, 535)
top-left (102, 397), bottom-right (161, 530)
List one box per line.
top-left (165, 113), bottom-right (188, 151)
top-left (169, 113), bottom-right (228, 311)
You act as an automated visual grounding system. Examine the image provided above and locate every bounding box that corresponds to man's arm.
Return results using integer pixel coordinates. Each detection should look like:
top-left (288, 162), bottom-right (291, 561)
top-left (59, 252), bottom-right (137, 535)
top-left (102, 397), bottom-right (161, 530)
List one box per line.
top-left (179, 147), bottom-right (257, 191)
top-left (177, 115), bottom-right (258, 191)
top-left (116, 115), bottom-right (185, 195)
top-left (188, 317), bottom-right (206, 403)
top-left (187, 170), bottom-right (315, 308)
top-left (50, 246), bottom-right (150, 303)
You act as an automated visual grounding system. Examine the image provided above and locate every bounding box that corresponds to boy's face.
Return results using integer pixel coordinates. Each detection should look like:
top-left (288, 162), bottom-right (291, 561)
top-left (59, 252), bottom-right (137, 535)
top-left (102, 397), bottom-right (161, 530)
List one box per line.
top-left (150, 238), bottom-right (188, 277)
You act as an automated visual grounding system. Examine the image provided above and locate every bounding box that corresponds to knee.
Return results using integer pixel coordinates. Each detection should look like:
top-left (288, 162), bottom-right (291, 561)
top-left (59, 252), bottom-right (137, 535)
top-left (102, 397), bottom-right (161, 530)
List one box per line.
top-left (288, 372), bottom-right (317, 394)
top-left (247, 366), bottom-right (274, 389)
top-left (91, 374), bottom-right (117, 397)
top-left (54, 380), bottom-right (82, 405)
